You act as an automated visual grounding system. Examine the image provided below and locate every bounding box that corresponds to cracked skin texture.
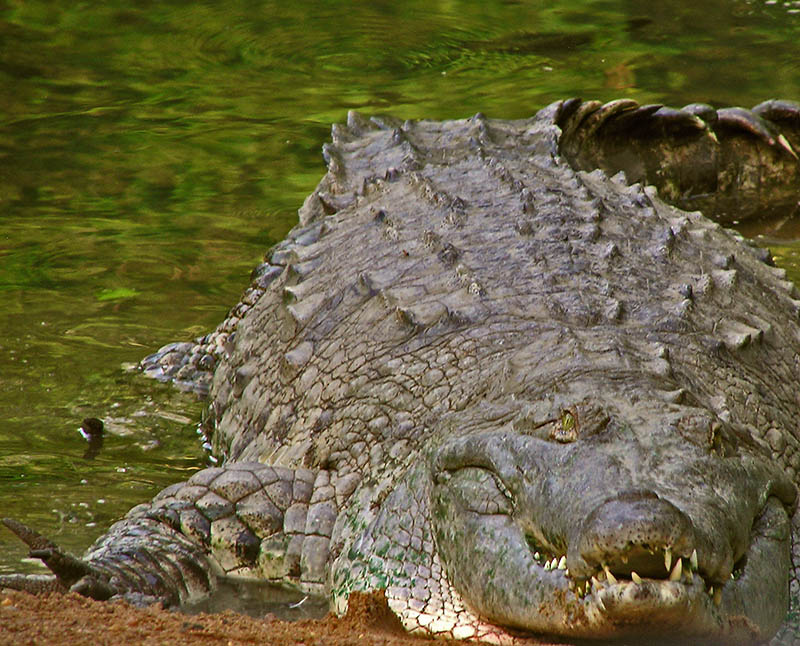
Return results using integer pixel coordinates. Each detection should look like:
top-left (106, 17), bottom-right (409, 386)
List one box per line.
top-left (4, 98), bottom-right (800, 645)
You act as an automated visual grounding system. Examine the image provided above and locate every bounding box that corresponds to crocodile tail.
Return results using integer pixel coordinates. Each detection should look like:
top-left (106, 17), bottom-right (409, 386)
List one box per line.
top-left (555, 98), bottom-right (800, 223)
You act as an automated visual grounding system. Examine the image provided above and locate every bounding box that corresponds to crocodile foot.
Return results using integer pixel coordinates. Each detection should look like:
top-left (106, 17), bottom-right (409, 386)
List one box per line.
top-left (0, 518), bottom-right (116, 600)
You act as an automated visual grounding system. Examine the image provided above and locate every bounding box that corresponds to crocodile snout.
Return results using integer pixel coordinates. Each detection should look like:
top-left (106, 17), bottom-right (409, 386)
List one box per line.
top-left (568, 490), bottom-right (697, 581)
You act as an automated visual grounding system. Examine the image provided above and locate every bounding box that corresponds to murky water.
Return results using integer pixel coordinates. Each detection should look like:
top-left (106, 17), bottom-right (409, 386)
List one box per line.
top-left (1, 0), bottom-right (799, 598)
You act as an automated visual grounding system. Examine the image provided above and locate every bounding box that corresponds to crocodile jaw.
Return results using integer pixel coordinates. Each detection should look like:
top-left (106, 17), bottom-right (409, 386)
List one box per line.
top-left (428, 424), bottom-right (794, 644)
top-left (427, 506), bottom-right (790, 644)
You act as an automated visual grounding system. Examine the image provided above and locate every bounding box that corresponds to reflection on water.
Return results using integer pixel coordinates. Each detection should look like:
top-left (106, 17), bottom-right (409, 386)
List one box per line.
top-left (0, 0), bottom-right (799, 608)
top-left (182, 578), bottom-right (329, 621)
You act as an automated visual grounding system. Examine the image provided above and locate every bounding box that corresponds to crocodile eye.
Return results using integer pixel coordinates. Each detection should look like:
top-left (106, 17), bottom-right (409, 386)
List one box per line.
top-left (550, 410), bottom-right (578, 443)
top-left (513, 401), bottom-right (609, 443)
top-left (436, 467), bottom-right (514, 515)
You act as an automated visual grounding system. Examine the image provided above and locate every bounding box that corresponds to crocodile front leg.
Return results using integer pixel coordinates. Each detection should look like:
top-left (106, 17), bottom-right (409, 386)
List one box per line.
top-left (0, 514), bottom-right (212, 604)
top-left (1, 463), bottom-right (357, 607)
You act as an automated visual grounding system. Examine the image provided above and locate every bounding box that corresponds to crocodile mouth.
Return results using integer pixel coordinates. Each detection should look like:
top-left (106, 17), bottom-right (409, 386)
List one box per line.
top-left (528, 540), bottom-right (709, 600)
top-left (430, 432), bottom-right (794, 644)
top-left (430, 496), bottom-right (791, 645)
top-left (506, 494), bottom-right (789, 643)
top-left (525, 540), bottom-right (733, 635)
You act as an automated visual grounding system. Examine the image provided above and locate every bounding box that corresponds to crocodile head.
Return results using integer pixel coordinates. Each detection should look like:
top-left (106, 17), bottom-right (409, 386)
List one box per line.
top-left (428, 383), bottom-right (796, 644)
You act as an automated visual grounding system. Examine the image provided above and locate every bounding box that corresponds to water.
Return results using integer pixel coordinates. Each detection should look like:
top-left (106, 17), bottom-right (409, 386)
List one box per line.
top-left (182, 579), bottom-right (329, 620)
top-left (1, 0), bottom-right (799, 585)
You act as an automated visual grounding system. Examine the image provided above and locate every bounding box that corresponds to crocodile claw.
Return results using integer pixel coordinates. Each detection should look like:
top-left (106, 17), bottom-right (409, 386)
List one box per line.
top-left (1, 517), bottom-right (115, 600)
top-left (753, 98), bottom-right (800, 139)
top-left (555, 97), bottom-right (800, 221)
top-left (681, 103), bottom-right (718, 125)
top-left (716, 107), bottom-right (797, 158)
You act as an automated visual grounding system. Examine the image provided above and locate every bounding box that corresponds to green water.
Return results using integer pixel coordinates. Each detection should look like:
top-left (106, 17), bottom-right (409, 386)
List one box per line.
top-left (1, 0), bottom-right (799, 579)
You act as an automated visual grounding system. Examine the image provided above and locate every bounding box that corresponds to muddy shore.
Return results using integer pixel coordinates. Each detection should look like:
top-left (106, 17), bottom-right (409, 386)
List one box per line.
top-left (0, 588), bottom-right (455, 646)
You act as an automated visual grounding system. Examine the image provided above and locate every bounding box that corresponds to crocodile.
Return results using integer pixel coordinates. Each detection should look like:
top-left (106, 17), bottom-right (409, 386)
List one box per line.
top-left (3, 98), bottom-right (800, 645)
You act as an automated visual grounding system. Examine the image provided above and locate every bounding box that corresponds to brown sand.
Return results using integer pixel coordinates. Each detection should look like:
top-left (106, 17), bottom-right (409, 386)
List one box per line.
top-left (0, 588), bottom-right (453, 646)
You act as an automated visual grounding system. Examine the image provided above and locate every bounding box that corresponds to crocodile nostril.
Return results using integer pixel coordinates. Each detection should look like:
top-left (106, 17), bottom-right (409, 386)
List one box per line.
top-left (569, 489), bottom-right (696, 579)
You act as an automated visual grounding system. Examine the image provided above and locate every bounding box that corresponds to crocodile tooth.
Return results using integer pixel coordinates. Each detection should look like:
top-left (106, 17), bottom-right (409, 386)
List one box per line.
top-left (631, 571), bottom-right (643, 584)
top-left (591, 576), bottom-right (602, 593)
top-left (664, 547), bottom-right (672, 573)
top-left (558, 556), bottom-right (567, 570)
top-left (603, 565), bottom-right (618, 584)
top-left (690, 548), bottom-right (698, 570)
top-left (709, 586), bottom-right (714, 597)
top-left (544, 560), bottom-right (551, 571)
top-left (534, 552), bottom-right (540, 561)
top-left (669, 558), bottom-right (682, 582)
top-left (550, 558), bottom-right (559, 570)
top-left (597, 596), bottom-right (606, 611)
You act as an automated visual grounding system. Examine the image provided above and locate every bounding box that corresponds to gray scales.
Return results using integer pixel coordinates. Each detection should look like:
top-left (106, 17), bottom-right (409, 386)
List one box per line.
top-left (3, 98), bottom-right (800, 645)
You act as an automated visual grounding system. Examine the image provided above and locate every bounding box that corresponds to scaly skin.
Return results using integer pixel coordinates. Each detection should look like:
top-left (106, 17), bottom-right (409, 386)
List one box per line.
top-left (4, 99), bottom-right (800, 645)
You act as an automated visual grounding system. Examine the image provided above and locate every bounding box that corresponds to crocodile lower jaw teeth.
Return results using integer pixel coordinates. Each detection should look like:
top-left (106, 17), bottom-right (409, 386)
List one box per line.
top-left (534, 545), bottom-right (724, 603)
